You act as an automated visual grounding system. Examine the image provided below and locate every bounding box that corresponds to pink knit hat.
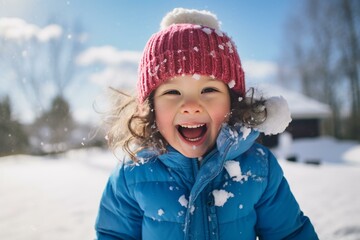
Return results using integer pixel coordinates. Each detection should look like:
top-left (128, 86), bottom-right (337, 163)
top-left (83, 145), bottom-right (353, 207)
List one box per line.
top-left (137, 8), bottom-right (245, 103)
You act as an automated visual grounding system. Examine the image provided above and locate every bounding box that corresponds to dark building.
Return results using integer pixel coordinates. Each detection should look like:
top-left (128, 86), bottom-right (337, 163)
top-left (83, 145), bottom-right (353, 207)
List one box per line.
top-left (255, 84), bottom-right (332, 148)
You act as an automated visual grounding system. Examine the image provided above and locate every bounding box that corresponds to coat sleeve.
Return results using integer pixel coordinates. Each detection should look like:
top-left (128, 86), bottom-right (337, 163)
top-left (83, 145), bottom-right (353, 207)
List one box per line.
top-left (255, 151), bottom-right (319, 240)
top-left (95, 164), bottom-right (143, 240)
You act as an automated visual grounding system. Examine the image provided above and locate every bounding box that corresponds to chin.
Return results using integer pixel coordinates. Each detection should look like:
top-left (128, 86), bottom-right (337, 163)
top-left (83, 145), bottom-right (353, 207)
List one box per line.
top-left (180, 146), bottom-right (213, 159)
top-left (182, 152), bottom-right (204, 159)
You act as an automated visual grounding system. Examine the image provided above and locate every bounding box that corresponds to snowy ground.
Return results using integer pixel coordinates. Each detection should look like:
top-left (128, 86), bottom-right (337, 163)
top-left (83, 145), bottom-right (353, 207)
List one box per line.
top-left (0, 148), bottom-right (116, 240)
top-left (0, 138), bottom-right (360, 240)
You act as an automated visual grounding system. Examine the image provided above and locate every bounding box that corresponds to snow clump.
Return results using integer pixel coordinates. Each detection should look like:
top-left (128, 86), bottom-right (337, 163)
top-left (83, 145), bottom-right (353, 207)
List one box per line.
top-left (228, 80), bottom-right (236, 89)
top-left (240, 125), bottom-right (251, 140)
top-left (178, 195), bottom-right (188, 208)
top-left (215, 29), bottom-right (223, 37)
top-left (257, 148), bottom-right (266, 156)
top-left (192, 74), bottom-right (201, 80)
top-left (228, 127), bottom-right (239, 139)
top-left (157, 209), bottom-right (165, 216)
top-left (224, 160), bottom-right (247, 182)
top-left (212, 189), bottom-right (234, 207)
top-left (190, 205), bottom-right (195, 214)
top-left (255, 96), bottom-right (292, 135)
top-left (202, 27), bottom-right (212, 34)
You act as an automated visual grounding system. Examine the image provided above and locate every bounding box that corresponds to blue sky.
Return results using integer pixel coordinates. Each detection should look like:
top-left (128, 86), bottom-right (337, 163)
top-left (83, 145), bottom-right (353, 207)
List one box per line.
top-left (0, 0), bottom-right (300, 123)
top-left (1, 0), bottom-right (297, 59)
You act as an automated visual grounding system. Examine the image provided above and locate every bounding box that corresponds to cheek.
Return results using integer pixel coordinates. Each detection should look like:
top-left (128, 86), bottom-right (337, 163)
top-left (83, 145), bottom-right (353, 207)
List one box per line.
top-left (210, 98), bottom-right (231, 122)
top-left (212, 108), bottom-right (230, 125)
top-left (154, 102), bottom-right (174, 132)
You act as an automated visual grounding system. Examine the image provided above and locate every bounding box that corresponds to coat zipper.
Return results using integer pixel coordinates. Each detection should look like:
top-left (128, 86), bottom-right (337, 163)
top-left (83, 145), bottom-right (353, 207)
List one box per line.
top-left (185, 143), bottom-right (232, 240)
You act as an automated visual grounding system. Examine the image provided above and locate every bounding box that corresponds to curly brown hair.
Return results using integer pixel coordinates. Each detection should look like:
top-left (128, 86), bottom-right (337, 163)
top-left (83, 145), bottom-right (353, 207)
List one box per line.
top-left (105, 87), bottom-right (266, 162)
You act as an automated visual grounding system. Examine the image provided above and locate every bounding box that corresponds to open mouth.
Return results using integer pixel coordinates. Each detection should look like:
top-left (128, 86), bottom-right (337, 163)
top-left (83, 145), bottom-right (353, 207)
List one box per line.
top-left (177, 124), bottom-right (207, 142)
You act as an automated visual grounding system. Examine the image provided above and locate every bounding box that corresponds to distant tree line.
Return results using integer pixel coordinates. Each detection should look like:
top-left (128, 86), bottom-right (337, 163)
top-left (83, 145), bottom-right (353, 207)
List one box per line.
top-left (0, 96), bottom-right (28, 156)
top-left (280, 0), bottom-right (360, 140)
top-left (0, 18), bottom-right (106, 157)
top-left (0, 95), bottom-right (106, 157)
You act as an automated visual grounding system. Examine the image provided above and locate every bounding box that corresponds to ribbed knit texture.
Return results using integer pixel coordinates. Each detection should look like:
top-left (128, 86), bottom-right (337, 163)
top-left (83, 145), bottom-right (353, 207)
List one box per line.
top-left (137, 24), bottom-right (245, 103)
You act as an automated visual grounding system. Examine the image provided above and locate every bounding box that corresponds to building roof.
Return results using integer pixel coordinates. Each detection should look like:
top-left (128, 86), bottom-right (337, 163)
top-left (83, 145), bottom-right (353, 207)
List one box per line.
top-left (252, 83), bottom-right (332, 119)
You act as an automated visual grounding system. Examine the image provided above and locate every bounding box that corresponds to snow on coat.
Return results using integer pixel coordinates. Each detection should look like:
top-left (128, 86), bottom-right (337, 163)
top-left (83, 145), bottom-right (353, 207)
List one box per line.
top-left (95, 124), bottom-right (318, 239)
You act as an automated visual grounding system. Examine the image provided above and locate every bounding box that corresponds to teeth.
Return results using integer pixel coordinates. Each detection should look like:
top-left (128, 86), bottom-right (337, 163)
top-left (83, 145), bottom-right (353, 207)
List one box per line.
top-left (180, 124), bottom-right (205, 128)
top-left (187, 137), bottom-right (202, 142)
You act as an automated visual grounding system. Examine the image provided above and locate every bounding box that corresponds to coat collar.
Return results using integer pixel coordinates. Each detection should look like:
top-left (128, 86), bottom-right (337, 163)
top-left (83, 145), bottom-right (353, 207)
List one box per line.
top-left (157, 124), bottom-right (259, 169)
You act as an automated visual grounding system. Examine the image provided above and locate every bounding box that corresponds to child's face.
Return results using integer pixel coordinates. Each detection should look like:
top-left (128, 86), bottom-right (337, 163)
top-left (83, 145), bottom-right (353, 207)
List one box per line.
top-left (154, 75), bottom-right (231, 158)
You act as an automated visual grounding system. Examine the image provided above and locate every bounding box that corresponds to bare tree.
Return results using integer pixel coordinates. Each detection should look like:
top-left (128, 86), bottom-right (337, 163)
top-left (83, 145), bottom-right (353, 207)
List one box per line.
top-left (0, 96), bottom-right (29, 156)
top-left (47, 19), bottom-right (86, 97)
top-left (0, 18), bottom-right (87, 152)
top-left (0, 18), bottom-right (86, 116)
top-left (280, 0), bottom-right (360, 139)
top-left (337, 0), bottom-right (360, 139)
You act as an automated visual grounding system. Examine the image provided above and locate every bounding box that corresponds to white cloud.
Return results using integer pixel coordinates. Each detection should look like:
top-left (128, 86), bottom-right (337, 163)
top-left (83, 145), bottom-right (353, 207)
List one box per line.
top-left (77, 46), bottom-right (141, 91)
top-left (37, 24), bottom-right (63, 42)
top-left (0, 17), bottom-right (62, 42)
top-left (76, 46), bottom-right (141, 66)
top-left (90, 66), bottom-right (137, 90)
top-left (243, 60), bottom-right (278, 80)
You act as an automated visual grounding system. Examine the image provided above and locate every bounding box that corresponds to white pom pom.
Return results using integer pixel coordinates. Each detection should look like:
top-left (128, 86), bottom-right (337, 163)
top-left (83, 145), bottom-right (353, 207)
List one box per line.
top-left (160, 8), bottom-right (221, 30)
top-left (255, 96), bottom-right (292, 135)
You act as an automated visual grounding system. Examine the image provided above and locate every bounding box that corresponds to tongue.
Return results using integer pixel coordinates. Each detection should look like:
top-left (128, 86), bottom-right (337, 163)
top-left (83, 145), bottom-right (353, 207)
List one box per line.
top-left (180, 127), bottom-right (204, 139)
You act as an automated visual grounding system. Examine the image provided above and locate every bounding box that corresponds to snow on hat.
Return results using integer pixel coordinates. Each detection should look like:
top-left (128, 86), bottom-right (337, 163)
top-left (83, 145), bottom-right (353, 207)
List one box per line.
top-left (137, 8), bottom-right (245, 103)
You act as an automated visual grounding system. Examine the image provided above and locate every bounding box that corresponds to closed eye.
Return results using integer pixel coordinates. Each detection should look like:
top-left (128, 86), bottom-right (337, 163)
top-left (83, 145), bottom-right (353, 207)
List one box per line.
top-left (163, 89), bottom-right (181, 95)
top-left (201, 87), bottom-right (219, 94)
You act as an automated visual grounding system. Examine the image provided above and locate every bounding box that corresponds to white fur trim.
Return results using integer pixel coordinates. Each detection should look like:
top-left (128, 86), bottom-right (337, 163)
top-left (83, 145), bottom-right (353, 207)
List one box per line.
top-left (255, 96), bottom-right (292, 135)
top-left (160, 8), bottom-right (221, 30)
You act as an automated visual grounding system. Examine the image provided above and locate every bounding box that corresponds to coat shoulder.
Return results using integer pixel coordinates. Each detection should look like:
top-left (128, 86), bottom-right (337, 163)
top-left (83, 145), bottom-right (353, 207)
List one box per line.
top-left (237, 143), bottom-right (273, 178)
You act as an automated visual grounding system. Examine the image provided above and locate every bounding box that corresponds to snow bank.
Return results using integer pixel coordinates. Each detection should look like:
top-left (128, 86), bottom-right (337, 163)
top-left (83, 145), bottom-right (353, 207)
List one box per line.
top-left (274, 134), bottom-right (360, 165)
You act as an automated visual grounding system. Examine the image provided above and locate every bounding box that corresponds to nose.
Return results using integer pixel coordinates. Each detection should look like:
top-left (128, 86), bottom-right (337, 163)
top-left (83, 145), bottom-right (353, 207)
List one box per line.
top-left (180, 99), bottom-right (203, 114)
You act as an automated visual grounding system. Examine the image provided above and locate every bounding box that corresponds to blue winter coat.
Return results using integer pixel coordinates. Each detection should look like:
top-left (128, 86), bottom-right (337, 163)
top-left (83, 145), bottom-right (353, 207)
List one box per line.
top-left (95, 124), bottom-right (318, 240)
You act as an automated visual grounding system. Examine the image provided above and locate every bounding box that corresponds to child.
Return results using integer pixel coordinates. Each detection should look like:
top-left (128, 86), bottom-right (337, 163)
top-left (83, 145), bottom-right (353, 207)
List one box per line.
top-left (95, 8), bottom-right (318, 240)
